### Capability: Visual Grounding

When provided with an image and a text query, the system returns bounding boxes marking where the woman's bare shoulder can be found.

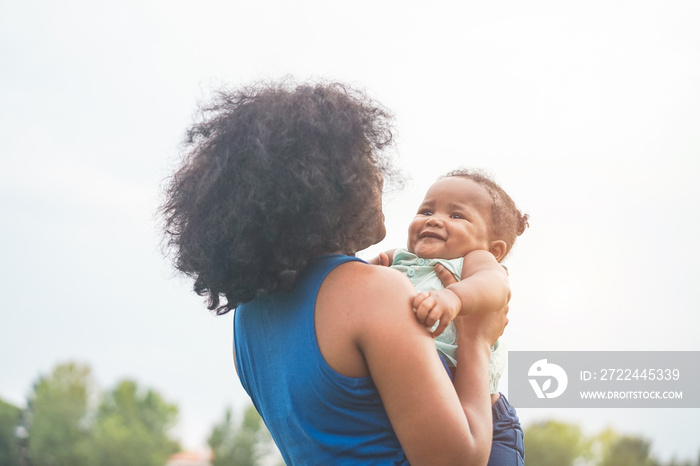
[326,260,417,315]
[321,260,431,346]
[315,260,421,378]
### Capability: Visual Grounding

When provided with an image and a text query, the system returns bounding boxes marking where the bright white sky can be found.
[2,0,699,461]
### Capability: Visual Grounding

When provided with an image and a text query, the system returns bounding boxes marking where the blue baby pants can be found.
[487,394,525,466]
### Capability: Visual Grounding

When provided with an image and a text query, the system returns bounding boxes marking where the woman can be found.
[161,81,509,465]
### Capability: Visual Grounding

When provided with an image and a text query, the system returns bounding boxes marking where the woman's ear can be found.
[489,240,507,262]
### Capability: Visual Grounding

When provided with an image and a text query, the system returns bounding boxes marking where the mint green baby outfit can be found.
[391,248,506,394]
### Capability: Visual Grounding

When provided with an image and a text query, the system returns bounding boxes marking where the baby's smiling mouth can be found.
[419,230,445,240]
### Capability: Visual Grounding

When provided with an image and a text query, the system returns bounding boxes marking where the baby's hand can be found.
[412,288,462,338]
[368,252,391,267]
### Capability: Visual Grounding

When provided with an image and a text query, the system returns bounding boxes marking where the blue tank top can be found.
[234,255,409,465]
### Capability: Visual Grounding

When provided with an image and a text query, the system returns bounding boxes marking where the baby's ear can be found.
[489,240,507,262]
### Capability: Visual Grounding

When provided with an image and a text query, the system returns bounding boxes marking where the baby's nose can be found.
[426,216,442,226]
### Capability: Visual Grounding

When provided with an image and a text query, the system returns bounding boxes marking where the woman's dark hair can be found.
[442,168,529,259]
[160,81,395,314]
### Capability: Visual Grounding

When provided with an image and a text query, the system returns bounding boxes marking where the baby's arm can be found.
[414,250,510,337]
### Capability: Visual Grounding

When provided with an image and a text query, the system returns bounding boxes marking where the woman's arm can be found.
[316,261,506,465]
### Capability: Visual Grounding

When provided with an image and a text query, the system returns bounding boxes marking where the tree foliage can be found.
[26,362,96,466]
[208,405,278,466]
[524,420,699,466]
[22,361,180,466]
[92,379,179,466]
[599,433,660,466]
[15,362,699,466]
[0,397,22,466]
[524,419,589,466]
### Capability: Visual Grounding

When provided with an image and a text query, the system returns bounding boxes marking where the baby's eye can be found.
[419,209,433,216]
[451,213,465,220]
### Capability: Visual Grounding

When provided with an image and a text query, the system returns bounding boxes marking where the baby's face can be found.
[407,177,493,259]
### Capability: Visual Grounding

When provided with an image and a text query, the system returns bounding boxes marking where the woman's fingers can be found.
[435,263,458,287]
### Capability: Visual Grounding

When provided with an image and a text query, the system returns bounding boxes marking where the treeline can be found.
[0,361,279,466]
[2,361,698,465]
[524,419,700,466]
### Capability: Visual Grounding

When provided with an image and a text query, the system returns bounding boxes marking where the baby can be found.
[373,168,528,464]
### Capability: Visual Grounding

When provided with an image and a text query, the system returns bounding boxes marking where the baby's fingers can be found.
[430,318,449,338]
[377,252,391,267]
[412,292,436,326]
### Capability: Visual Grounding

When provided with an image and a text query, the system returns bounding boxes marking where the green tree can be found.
[92,379,179,466]
[25,362,96,466]
[208,405,278,466]
[600,434,659,466]
[524,420,589,466]
[0,397,23,466]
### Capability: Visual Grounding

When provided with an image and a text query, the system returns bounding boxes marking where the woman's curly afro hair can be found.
[442,168,529,259]
[160,81,396,314]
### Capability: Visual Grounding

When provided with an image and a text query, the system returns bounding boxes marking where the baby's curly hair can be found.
[442,169,529,259]
[160,81,396,314]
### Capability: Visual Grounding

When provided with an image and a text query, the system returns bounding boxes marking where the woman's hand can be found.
[435,261,459,287]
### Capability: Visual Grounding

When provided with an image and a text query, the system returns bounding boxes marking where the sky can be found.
[1,0,699,461]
